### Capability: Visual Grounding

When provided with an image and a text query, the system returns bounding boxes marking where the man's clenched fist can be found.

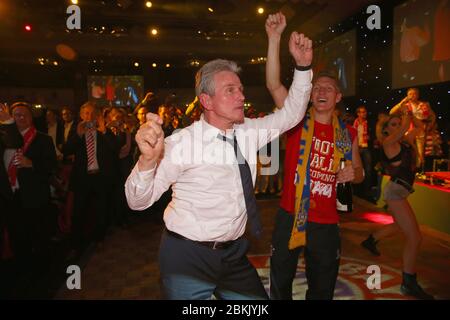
[135,112,165,171]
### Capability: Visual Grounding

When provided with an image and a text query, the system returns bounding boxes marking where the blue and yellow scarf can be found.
[288,109,353,249]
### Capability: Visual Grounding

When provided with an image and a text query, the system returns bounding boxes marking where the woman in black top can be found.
[361,109,434,300]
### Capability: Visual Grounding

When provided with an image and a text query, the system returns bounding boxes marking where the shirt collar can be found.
[20,127,31,136]
[200,114,235,141]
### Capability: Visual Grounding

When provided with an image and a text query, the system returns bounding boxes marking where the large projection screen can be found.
[314,29,356,97]
[87,75,144,110]
[392,0,450,88]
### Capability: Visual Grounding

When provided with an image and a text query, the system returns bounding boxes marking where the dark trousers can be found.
[270,208,341,300]
[71,174,111,251]
[6,191,53,261]
[159,229,268,300]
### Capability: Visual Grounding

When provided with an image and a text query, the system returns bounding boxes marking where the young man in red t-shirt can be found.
[265,13,363,299]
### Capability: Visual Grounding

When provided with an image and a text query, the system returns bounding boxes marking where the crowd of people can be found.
[0,12,445,300]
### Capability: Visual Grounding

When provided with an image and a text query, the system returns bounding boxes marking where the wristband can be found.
[295,64,312,71]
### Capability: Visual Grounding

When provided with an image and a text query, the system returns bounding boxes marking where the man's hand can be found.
[289,32,313,67]
[16,154,33,168]
[77,121,95,137]
[265,12,286,39]
[336,163,355,183]
[135,112,165,171]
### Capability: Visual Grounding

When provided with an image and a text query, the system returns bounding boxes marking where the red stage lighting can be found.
[24,24,32,32]
[361,212,394,225]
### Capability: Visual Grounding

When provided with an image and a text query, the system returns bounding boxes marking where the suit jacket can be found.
[0,122,23,216]
[69,128,121,191]
[16,131,57,209]
[61,120,79,160]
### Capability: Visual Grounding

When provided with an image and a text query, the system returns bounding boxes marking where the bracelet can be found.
[295,64,312,71]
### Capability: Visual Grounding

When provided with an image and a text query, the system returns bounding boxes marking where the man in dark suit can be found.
[7,102,57,261]
[44,109,64,161]
[60,107,78,163]
[0,103,23,259]
[68,102,120,257]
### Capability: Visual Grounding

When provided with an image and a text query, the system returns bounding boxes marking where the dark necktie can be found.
[219,134,262,238]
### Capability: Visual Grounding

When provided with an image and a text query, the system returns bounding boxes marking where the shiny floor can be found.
[54,196,450,300]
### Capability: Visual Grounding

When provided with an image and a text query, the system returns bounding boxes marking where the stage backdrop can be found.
[314,29,356,97]
[392,0,450,88]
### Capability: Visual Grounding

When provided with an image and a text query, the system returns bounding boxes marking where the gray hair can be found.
[195,59,241,97]
[79,101,101,117]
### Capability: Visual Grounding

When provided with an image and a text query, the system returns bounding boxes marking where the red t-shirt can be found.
[307,121,338,224]
[280,120,356,225]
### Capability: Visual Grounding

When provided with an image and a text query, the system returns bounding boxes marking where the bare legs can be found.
[364,198,433,299]
[372,199,421,273]
[384,199,422,274]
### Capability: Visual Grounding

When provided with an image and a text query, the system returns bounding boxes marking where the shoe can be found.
[361,234,380,256]
[401,273,434,300]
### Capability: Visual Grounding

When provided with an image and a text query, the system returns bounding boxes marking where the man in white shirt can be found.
[125,32,313,300]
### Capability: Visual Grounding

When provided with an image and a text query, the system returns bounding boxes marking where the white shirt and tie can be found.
[125,70,312,242]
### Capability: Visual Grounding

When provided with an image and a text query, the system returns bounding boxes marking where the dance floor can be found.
[54,196,450,300]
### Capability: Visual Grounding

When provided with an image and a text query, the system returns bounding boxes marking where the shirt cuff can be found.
[133,162,156,185]
[293,69,313,86]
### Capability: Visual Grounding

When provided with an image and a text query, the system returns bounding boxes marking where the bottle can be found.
[336,158,353,213]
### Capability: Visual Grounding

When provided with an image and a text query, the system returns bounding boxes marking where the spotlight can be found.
[257,7,264,14]
[145,1,152,8]
[24,24,32,32]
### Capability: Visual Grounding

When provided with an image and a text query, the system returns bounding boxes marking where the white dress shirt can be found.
[125,70,312,242]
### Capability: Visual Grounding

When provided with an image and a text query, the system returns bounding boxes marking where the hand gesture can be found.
[265,12,286,39]
[400,96,410,106]
[135,112,165,170]
[14,151,33,168]
[77,120,95,137]
[336,162,355,183]
[289,32,313,67]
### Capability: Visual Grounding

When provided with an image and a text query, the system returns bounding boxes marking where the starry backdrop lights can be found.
[311,1,449,151]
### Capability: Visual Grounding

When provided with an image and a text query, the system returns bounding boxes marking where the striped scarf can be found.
[288,109,352,250]
[7,126,37,188]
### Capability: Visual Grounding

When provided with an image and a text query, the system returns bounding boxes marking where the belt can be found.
[166,229,238,250]
[391,177,415,193]
[87,169,100,175]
